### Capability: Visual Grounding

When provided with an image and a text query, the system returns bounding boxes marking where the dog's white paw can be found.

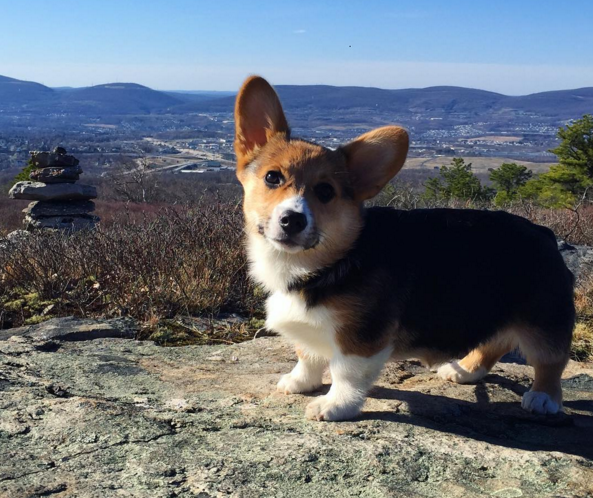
[276,372,322,395]
[521,391,560,415]
[437,361,487,384]
[305,395,361,421]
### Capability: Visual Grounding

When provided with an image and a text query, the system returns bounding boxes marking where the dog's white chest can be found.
[265,291,337,358]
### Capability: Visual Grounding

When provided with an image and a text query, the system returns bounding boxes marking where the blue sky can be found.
[1,0,592,94]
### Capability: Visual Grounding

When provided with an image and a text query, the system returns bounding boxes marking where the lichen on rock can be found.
[0,331,592,497]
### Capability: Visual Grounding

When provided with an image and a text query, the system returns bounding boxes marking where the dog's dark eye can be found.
[314,182,335,203]
[264,171,283,187]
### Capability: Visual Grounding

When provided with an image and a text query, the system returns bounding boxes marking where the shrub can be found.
[489,163,533,206]
[0,196,28,235]
[424,158,494,203]
[0,200,265,330]
[519,115,593,207]
[550,114,593,178]
[518,164,591,208]
[572,272,593,361]
[11,158,36,186]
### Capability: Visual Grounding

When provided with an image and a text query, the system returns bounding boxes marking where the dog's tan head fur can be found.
[234,76,409,289]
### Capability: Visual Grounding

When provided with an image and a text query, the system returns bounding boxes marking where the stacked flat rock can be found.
[9,147,99,232]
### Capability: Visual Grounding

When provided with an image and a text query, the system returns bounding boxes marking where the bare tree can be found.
[109,157,159,203]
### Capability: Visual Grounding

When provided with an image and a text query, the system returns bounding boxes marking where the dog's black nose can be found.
[279,210,307,235]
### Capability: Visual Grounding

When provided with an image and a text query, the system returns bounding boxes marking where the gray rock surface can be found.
[30,165,82,184]
[0,316,137,342]
[558,240,593,281]
[1,333,592,497]
[24,214,100,231]
[24,199,95,217]
[5,229,29,242]
[9,181,97,201]
[30,151,79,168]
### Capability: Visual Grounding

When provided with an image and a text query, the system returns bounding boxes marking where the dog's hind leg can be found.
[521,359,566,414]
[438,333,515,384]
[519,332,569,415]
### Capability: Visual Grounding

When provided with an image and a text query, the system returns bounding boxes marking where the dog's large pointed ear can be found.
[340,126,409,201]
[234,76,289,173]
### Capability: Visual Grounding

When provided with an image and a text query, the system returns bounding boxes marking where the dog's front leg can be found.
[277,347,327,394]
[305,348,391,421]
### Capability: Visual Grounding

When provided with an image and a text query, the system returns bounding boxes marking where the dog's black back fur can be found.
[291,207,575,357]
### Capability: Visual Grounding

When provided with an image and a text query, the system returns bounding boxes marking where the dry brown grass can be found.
[0,196,28,235]
[573,273,593,361]
[0,200,265,331]
[375,181,593,246]
[506,204,593,247]
[2,179,593,359]
[571,323,593,362]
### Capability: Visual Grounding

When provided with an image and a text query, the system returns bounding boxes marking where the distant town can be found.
[2,74,592,184]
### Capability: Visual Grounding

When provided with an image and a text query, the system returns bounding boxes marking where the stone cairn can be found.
[9,147,99,232]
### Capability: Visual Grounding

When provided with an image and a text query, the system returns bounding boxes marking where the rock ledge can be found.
[1,326,592,497]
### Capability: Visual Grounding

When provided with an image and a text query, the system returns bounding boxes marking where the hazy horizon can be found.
[4,72,593,97]
[6,61,593,97]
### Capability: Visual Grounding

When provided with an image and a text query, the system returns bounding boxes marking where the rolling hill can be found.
[173,85,508,114]
[57,83,184,114]
[504,87,593,118]
[0,75,55,106]
[0,74,592,121]
[181,84,593,120]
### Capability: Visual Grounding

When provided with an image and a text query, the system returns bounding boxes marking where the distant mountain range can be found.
[0,75,54,104]
[0,76,185,114]
[185,85,593,120]
[1,74,592,121]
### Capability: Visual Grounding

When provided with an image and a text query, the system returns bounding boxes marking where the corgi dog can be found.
[234,76,575,421]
